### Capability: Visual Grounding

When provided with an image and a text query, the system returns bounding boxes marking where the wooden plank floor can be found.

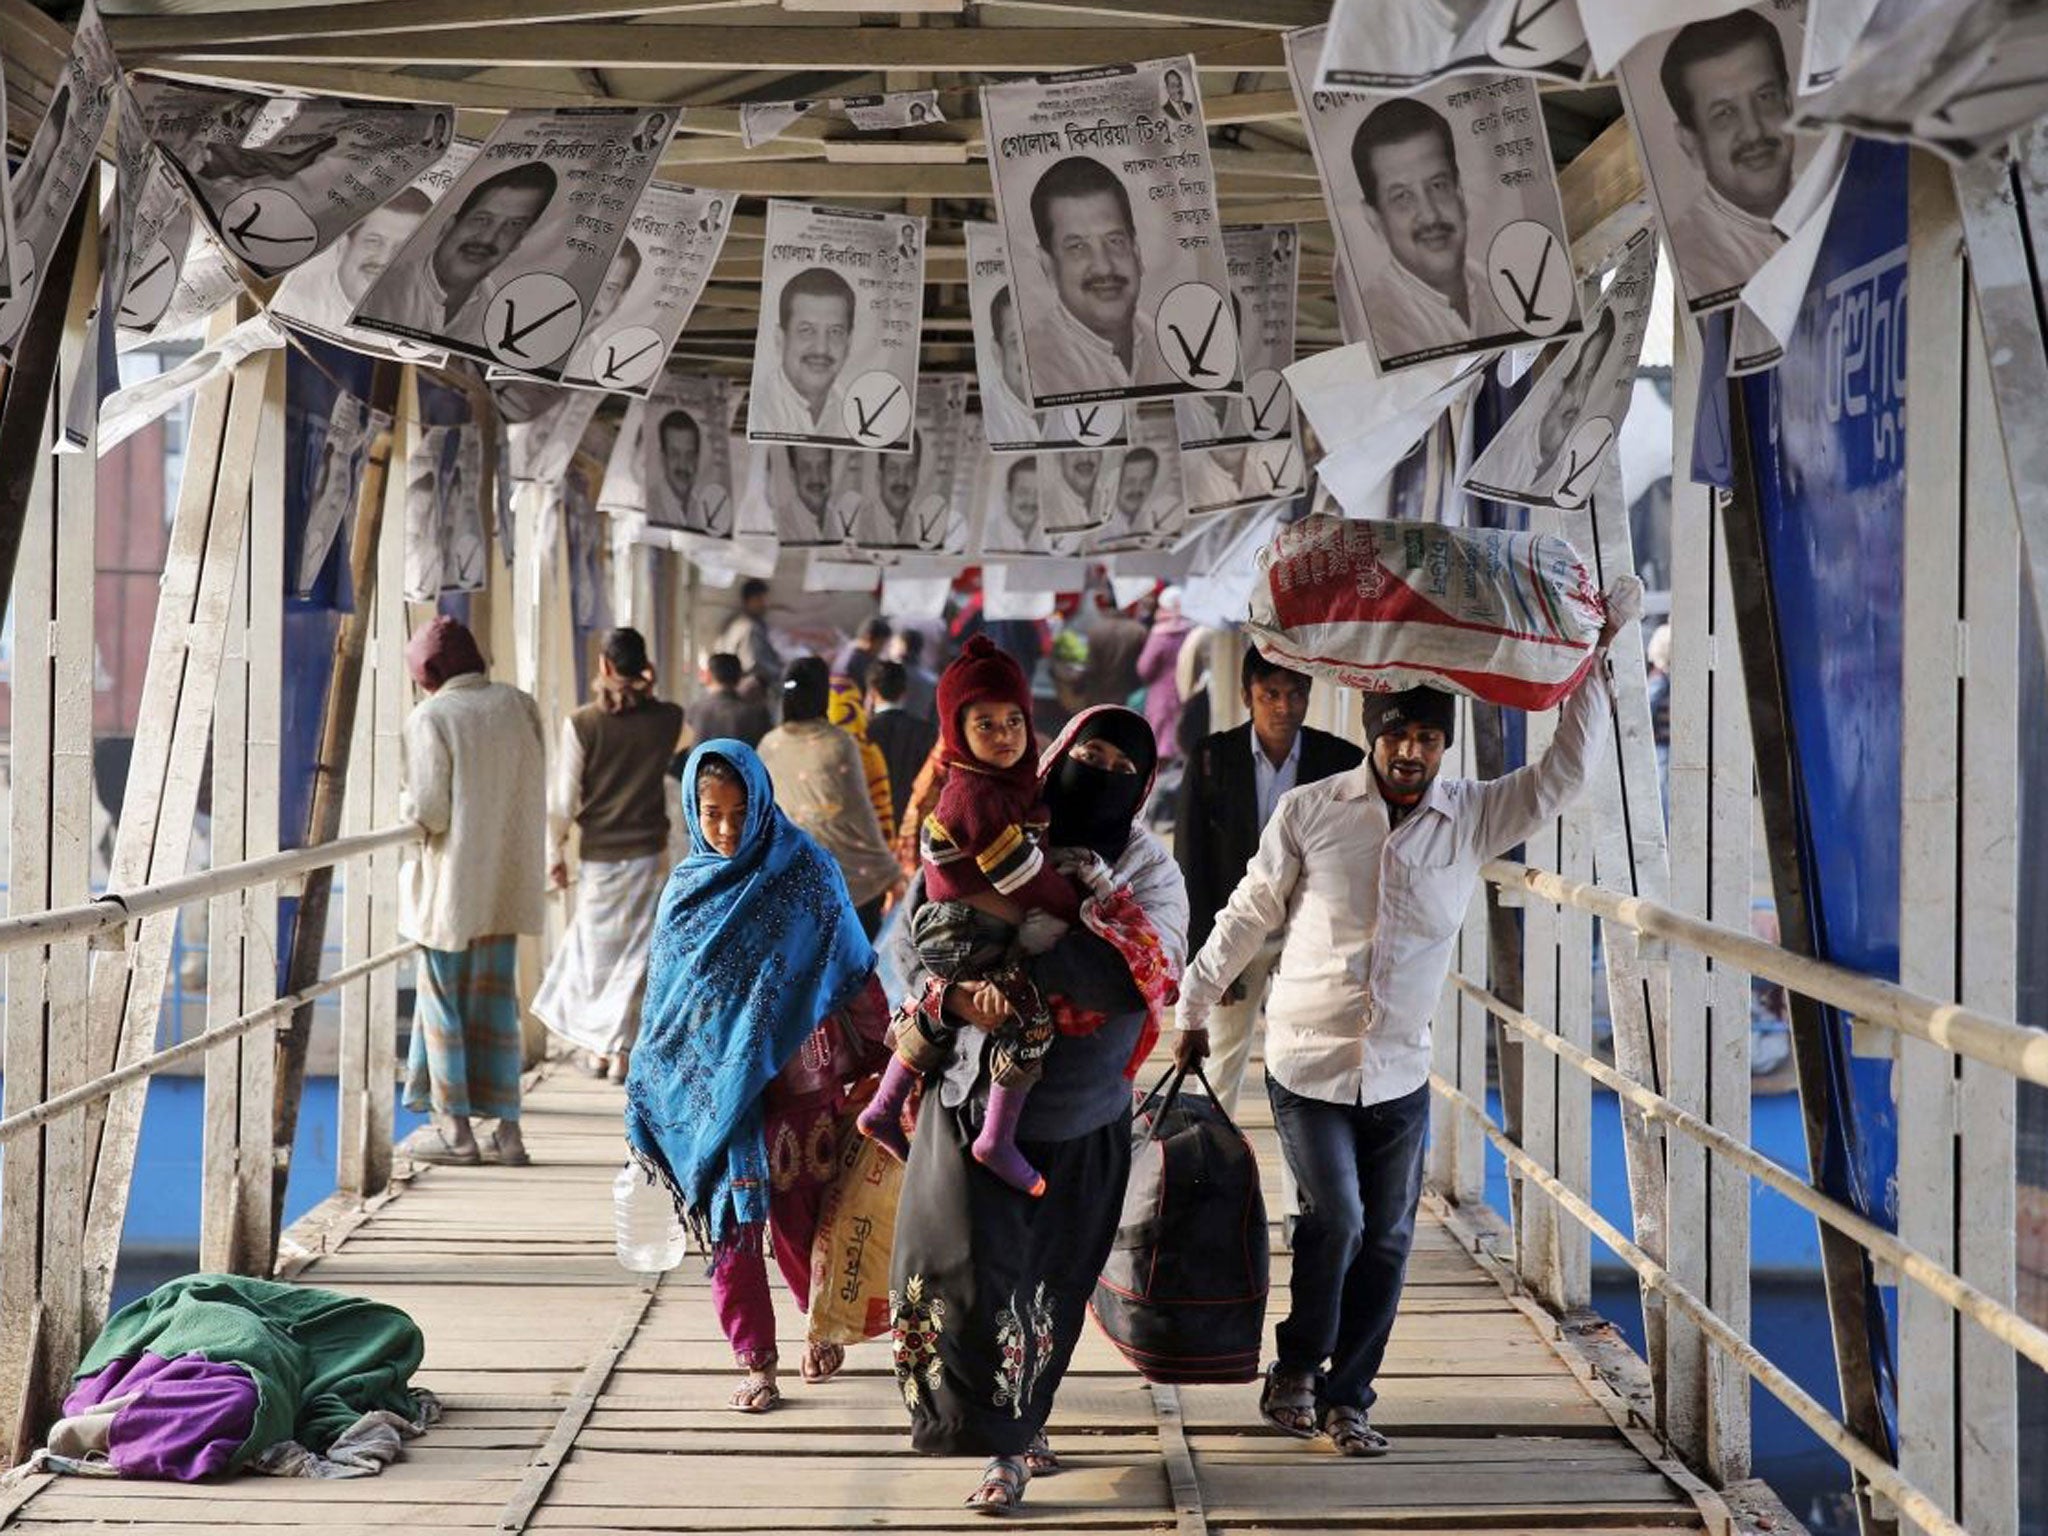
[6,1066,1718,1534]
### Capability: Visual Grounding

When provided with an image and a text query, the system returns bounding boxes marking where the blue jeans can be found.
[1266,1078,1429,1414]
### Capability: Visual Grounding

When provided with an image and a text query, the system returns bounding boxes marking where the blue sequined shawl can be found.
[625,739,875,1248]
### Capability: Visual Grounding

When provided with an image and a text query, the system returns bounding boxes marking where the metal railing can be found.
[1432,859,2042,1536]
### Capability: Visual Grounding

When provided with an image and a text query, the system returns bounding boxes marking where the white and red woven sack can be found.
[1245,516,1605,711]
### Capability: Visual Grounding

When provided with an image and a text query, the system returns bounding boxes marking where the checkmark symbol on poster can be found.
[1498,0,1567,53]
[498,297,578,359]
[1261,440,1298,492]
[1497,233,1557,328]
[1167,301,1226,382]
[129,251,173,290]
[852,381,904,439]
[1248,378,1286,433]
[1074,406,1102,438]
[602,336,661,381]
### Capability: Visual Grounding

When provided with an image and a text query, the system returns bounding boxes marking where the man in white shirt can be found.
[1349,98,1513,361]
[652,407,701,529]
[1040,447,1103,533]
[1026,156,1166,398]
[751,265,857,441]
[1175,582,1637,1455]
[1656,8,1795,304]
[365,161,555,349]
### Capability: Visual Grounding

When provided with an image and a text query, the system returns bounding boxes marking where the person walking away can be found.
[827,673,897,843]
[534,627,684,1083]
[1174,585,1636,1457]
[397,616,547,1168]
[628,741,890,1413]
[1136,586,1192,764]
[686,652,771,749]
[758,657,902,937]
[855,636,1085,1195]
[867,660,937,832]
[833,616,893,695]
[890,627,940,722]
[1175,649,1361,1117]
[716,578,784,702]
[885,705,1187,1512]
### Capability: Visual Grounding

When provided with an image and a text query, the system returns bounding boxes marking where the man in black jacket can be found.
[1175,648,1362,1115]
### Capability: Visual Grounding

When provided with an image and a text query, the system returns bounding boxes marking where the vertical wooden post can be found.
[79,332,276,1341]
[0,192,98,1457]
[1667,316,1755,1481]
[1427,715,1488,1208]
[270,357,402,1257]
[1516,699,1567,1303]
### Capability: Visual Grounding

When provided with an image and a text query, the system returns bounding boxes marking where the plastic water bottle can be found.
[613,1161,686,1273]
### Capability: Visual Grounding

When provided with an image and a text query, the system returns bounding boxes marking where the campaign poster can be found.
[1616,0,1813,314]
[640,372,738,536]
[350,106,677,375]
[0,0,117,359]
[554,182,733,396]
[844,374,969,555]
[981,55,1241,409]
[965,220,1128,453]
[1315,0,1593,91]
[1465,227,1659,509]
[842,91,946,130]
[752,440,864,549]
[1288,26,1583,373]
[747,200,925,451]
[499,379,603,486]
[402,379,487,599]
[293,388,387,598]
[1081,403,1190,554]
[740,100,817,150]
[271,138,479,361]
[975,447,1066,560]
[134,77,453,278]
[1181,425,1309,519]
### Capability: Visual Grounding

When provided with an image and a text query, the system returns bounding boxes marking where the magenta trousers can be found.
[710,1100,839,1368]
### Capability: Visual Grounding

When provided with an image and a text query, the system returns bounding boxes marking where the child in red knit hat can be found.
[855,635,1081,1195]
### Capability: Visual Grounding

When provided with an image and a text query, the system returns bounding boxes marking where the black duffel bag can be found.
[1089,1065,1269,1383]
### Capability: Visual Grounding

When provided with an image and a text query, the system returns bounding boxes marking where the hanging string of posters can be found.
[747,201,925,451]
[349,105,677,377]
[1177,223,1304,519]
[0,0,117,359]
[740,90,945,149]
[1464,226,1660,510]
[843,374,970,556]
[1315,0,1593,90]
[612,370,739,537]
[1075,402,1192,556]
[403,378,488,599]
[965,220,1128,453]
[271,138,479,363]
[132,77,454,279]
[550,182,733,396]
[1614,1,1812,315]
[980,55,1241,409]
[1287,23,1583,375]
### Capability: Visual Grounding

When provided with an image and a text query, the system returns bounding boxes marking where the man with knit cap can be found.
[397,616,548,1167]
[1175,582,1638,1457]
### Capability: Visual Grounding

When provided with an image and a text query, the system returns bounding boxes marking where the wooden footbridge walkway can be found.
[1,1065,1719,1536]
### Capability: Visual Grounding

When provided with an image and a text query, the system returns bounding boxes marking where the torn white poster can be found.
[1616,0,1814,315]
[1315,0,1592,91]
[982,55,1239,407]
[1287,339,1486,513]
[554,182,732,396]
[351,106,676,375]
[842,91,946,130]
[966,219,1129,453]
[1464,226,1659,508]
[747,201,924,451]
[1288,26,1582,373]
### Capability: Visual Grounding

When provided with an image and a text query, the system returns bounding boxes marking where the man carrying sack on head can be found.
[1173,580,1639,1459]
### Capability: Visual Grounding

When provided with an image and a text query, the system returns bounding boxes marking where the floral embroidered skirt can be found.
[888,1097,1131,1457]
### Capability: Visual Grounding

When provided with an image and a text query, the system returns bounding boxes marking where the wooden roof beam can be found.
[105,0,769,51]
[975,0,1323,28]
[129,22,1287,72]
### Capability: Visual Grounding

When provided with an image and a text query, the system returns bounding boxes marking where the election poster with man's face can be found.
[965,220,1129,454]
[551,182,733,397]
[982,55,1241,411]
[747,201,925,452]
[133,78,454,279]
[350,106,676,375]
[1464,227,1659,510]
[1616,0,1811,315]
[0,0,118,359]
[1288,25,1583,375]
[1080,403,1189,555]
[1315,0,1593,92]
[845,375,969,556]
[640,373,738,538]
[270,138,477,363]
[747,439,865,549]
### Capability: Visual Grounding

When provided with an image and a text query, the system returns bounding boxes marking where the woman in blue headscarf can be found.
[627,740,889,1413]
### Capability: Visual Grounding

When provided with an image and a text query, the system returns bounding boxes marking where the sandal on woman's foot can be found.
[1258,1363,1321,1439]
[728,1373,781,1414]
[1323,1405,1391,1457]
[965,1455,1029,1515]
[1024,1430,1059,1475]
[800,1340,844,1383]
